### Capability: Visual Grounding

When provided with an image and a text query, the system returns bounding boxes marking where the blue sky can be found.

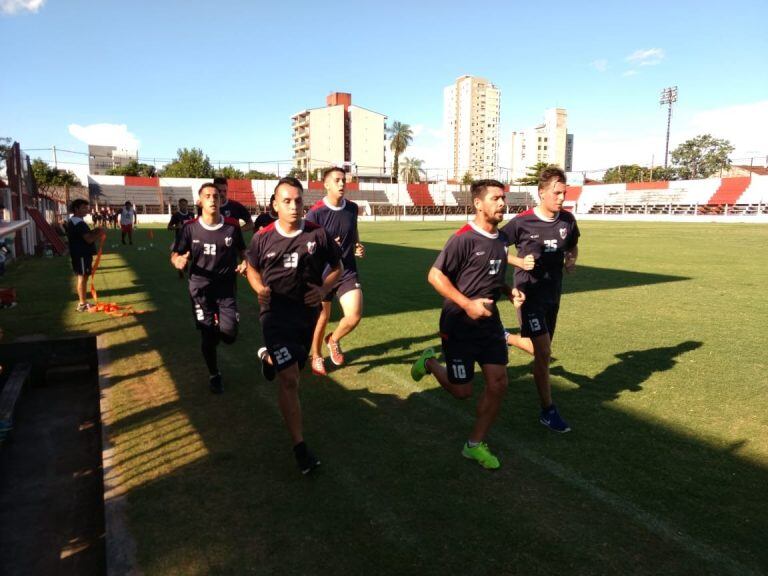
[2,0,766,178]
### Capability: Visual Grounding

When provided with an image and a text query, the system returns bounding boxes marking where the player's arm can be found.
[354,228,365,258]
[82,226,105,244]
[500,284,526,309]
[564,244,578,273]
[305,262,342,306]
[240,217,254,233]
[245,262,271,305]
[235,249,247,275]
[167,215,177,231]
[170,227,190,270]
[507,251,535,271]
[170,250,189,270]
[427,266,492,320]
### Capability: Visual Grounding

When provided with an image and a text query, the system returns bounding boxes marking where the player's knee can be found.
[345,312,362,328]
[533,341,552,360]
[486,375,508,396]
[219,324,238,345]
[278,372,299,391]
[451,385,473,400]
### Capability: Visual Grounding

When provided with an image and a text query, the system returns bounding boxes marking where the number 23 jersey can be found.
[246,220,341,312]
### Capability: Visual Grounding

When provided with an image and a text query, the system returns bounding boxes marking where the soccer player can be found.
[211,176,254,233]
[66,199,105,312]
[305,166,365,376]
[253,193,277,231]
[168,198,195,278]
[119,201,137,245]
[171,183,247,394]
[411,180,525,470]
[501,166,579,433]
[246,177,342,475]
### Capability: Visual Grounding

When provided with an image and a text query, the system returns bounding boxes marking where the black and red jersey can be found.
[501,208,580,303]
[246,220,342,312]
[433,222,509,333]
[305,198,359,273]
[174,216,246,282]
[168,210,194,240]
[197,199,252,227]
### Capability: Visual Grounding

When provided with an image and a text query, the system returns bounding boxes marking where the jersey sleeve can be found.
[305,208,318,225]
[500,219,518,246]
[237,204,253,226]
[245,233,261,269]
[433,234,464,278]
[174,223,191,254]
[319,229,342,268]
[569,219,581,249]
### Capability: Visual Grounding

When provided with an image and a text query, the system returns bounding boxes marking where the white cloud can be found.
[0,0,44,14]
[410,124,425,137]
[571,100,768,173]
[591,59,608,72]
[625,48,665,66]
[68,123,140,151]
[622,70,638,77]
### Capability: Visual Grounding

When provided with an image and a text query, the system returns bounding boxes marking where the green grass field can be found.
[2,221,767,575]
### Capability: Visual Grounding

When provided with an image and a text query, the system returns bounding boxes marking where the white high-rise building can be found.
[444,75,501,181]
[510,108,573,181]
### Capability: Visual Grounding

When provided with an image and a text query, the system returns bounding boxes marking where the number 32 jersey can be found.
[246,220,341,312]
[174,216,246,282]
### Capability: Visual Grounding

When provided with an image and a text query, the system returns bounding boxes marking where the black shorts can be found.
[519,299,560,339]
[440,319,508,385]
[188,278,239,338]
[261,301,320,373]
[323,270,362,302]
[71,255,93,276]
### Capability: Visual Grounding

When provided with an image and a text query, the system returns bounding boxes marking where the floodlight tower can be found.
[660,86,678,169]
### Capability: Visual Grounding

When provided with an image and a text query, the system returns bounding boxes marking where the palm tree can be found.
[387,121,413,183]
[399,157,425,184]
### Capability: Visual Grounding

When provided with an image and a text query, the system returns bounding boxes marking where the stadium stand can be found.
[406,183,435,206]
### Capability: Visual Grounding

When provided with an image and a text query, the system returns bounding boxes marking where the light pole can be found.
[660,86,678,169]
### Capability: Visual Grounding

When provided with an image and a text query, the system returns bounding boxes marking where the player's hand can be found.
[334,236,342,247]
[510,287,525,309]
[354,242,365,258]
[256,285,271,306]
[464,298,494,320]
[522,254,535,271]
[173,252,189,270]
[564,252,577,273]
[235,261,247,276]
[304,283,325,306]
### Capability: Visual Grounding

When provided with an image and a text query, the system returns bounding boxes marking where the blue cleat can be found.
[540,404,571,433]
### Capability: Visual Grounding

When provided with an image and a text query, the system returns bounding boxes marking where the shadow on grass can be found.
[8,228,764,575]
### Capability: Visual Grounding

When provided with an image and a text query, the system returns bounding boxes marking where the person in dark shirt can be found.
[501,166,580,433]
[246,177,342,475]
[305,167,365,375]
[172,183,247,394]
[253,193,277,231]
[203,177,254,233]
[66,199,105,312]
[411,180,524,470]
[168,198,195,278]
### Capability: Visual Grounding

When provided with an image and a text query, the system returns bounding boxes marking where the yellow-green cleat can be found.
[461,442,500,470]
[411,348,435,381]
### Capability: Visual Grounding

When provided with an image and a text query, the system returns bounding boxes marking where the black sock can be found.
[201,330,219,375]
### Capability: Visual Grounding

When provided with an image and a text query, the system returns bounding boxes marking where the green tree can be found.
[603,164,677,183]
[214,165,245,179]
[160,148,214,178]
[31,158,81,194]
[106,159,157,177]
[517,162,555,186]
[286,167,307,180]
[670,134,734,179]
[461,171,474,186]
[387,121,413,183]
[244,169,278,180]
[0,137,12,171]
[399,157,424,184]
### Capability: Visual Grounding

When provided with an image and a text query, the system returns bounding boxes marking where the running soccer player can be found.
[168,198,195,278]
[212,176,254,233]
[305,166,365,376]
[501,166,579,433]
[253,193,277,231]
[246,176,342,475]
[411,179,525,470]
[119,201,137,245]
[171,183,247,394]
[67,199,105,312]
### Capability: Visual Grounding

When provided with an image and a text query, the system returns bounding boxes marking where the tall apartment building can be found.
[510,108,573,180]
[443,75,501,181]
[291,92,387,178]
[88,145,137,175]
